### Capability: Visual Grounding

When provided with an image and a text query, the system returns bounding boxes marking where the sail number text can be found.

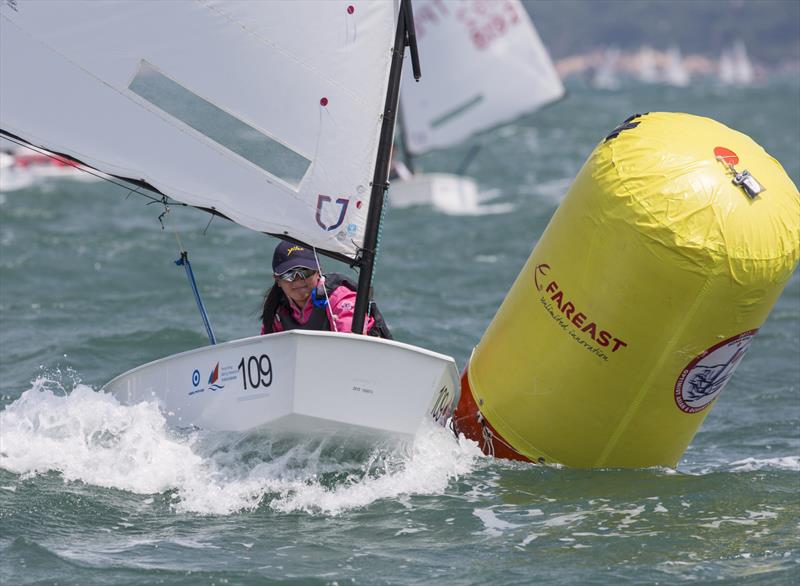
[237,354,273,390]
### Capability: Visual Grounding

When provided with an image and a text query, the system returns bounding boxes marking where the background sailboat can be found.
[718,40,755,86]
[591,47,621,90]
[391,0,564,212]
[0,0,459,437]
[662,45,690,87]
[634,46,660,84]
[0,139,103,192]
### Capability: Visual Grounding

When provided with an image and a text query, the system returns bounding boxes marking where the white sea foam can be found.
[729,456,800,472]
[0,382,483,516]
[520,176,572,203]
[473,507,523,536]
[269,422,484,515]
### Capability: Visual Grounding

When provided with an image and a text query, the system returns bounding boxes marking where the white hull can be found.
[389,172,480,212]
[0,149,102,192]
[0,167,35,192]
[105,330,460,440]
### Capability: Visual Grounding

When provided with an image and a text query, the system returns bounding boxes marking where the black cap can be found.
[272,241,318,275]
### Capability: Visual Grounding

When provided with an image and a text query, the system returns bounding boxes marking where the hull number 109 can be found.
[238,354,273,390]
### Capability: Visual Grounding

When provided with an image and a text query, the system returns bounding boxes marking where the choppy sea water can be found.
[1,80,798,585]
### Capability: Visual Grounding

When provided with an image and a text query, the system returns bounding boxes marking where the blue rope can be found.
[175,251,216,345]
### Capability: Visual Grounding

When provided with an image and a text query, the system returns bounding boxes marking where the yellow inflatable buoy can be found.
[454,112,800,468]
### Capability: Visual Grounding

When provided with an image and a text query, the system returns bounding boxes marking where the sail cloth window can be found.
[129,61,311,188]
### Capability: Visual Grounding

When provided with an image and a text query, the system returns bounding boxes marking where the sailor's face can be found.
[276,270,320,307]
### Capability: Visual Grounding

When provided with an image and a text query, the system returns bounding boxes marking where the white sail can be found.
[731,40,755,85]
[635,46,660,84]
[718,49,736,84]
[718,41,754,86]
[591,47,621,91]
[662,45,690,87]
[399,0,564,155]
[0,0,399,259]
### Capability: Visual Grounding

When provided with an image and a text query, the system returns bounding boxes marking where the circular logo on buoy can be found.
[534,263,550,291]
[674,330,757,413]
[713,146,739,166]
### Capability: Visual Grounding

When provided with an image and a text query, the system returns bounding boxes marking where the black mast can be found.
[352,0,420,335]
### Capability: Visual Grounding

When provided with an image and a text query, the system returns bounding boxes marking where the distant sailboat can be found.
[718,49,736,85]
[662,45,690,87]
[732,42,755,84]
[391,0,564,212]
[591,47,621,91]
[718,41,755,86]
[635,46,660,84]
[0,149,35,192]
[0,139,101,192]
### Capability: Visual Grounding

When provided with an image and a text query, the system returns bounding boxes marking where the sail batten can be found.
[399,0,564,156]
[0,0,400,260]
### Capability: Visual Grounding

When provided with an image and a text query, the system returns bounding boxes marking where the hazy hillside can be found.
[523,0,799,65]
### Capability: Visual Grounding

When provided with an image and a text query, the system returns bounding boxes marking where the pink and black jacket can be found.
[261,273,392,339]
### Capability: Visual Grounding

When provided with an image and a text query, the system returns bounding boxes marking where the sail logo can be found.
[455,0,522,50]
[207,362,225,391]
[674,330,757,413]
[316,195,349,231]
[188,362,227,396]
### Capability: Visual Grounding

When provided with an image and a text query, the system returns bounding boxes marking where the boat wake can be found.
[0,379,484,516]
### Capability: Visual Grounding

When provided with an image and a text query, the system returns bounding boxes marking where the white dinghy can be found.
[105,331,458,438]
[392,0,564,212]
[1,0,459,438]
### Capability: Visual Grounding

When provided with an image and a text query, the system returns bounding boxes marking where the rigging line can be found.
[202,214,215,236]
[160,202,187,254]
[312,247,338,332]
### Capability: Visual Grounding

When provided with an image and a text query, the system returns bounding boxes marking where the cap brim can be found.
[274,260,317,275]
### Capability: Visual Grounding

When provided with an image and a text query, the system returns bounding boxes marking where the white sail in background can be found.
[635,46,660,84]
[718,49,736,84]
[718,41,754,86]
[399,0,564,155]
[591,47,621,91]
[0,0,399,259]
[663,45,690,87]
[731,40,755,85]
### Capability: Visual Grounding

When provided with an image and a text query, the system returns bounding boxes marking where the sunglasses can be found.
[276,268,317,282]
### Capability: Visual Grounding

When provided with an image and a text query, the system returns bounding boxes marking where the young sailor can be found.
[260,240,391,338]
